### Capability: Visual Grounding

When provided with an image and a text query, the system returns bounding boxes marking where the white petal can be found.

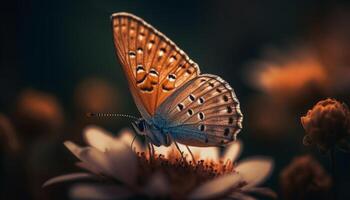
[42,173,97,188]
[189,173,242,200]
[104,144,138,185]
[83,125,115,152]
[222,140,242,163]
[230,192,257,200]
[77,146,116,175]
[143,172,170,197]
[235,157,274,189]
[64,141,81,155]
[84,127,139,185]
[66,141,137,185]
[118,129,135,144]
[69,184,132,200]
[64,141,88,160]
[242,187,277,199]
[186,146,220,162]
[76,162,101,174]
[64,141,106,174]
[154,145,172,156]
[118,128,144,152]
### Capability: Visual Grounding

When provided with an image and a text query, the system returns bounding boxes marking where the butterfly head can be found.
[131,119,147,136]
[132,118,168,147]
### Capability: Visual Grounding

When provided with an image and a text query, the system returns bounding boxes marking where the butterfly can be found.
[111,12,243,148]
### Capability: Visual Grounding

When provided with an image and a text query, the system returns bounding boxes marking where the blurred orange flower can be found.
[74,78,119,114]
[249,47,327,100]
[14,89,64,137]
[280,155,332,200]
[301,98,350,153]
[0,114,20,154]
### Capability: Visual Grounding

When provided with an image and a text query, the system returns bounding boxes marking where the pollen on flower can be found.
[135,150,236,198]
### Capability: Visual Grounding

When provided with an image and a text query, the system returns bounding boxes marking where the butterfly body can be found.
[112,13,243,147]
[133,110,208,147]
[132,118,171,147]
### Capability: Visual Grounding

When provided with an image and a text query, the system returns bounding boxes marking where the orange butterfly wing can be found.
[111,13,200,118]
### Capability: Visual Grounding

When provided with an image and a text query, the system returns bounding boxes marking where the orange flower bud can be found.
[301,98,350,153]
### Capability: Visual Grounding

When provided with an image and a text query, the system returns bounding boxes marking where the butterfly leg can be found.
[130,135,137,152]
[185,145,196,164]
[145,137,154,161]
[150,143,155,158]
[173,141,186,162]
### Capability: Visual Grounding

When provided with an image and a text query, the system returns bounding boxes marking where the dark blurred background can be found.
[1,0,350,199]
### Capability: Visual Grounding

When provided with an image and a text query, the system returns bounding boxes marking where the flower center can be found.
[135,151,236,198]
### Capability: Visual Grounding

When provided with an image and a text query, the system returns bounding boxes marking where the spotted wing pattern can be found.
[156,75,243,146]
[111,13,199,119]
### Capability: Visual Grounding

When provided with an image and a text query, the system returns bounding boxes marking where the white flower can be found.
[44,126,275,200]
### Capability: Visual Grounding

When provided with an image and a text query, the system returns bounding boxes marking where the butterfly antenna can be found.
[86,112,139,121]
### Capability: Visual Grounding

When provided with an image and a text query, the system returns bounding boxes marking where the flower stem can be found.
[330,147,337,200]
